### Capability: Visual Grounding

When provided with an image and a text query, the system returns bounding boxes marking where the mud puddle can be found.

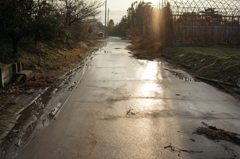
[0,87,55,158]
[0,44,100,159]
[0,66,84,158]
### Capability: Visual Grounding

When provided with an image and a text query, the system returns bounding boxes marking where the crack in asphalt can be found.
[220,143,239,158]
[85,120,98,158]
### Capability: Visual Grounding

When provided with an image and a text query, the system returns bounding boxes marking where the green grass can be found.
[226,55,240,61]
[213,58,224,65]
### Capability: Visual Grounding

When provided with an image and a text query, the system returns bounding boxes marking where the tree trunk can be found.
[9,32,20,55]
[12,39,18,55]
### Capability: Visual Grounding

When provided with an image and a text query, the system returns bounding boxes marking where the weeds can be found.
[226,55,240,61]
[213,58,223,65]
[128,36,163,60]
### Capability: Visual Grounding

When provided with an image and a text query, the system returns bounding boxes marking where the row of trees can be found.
[0,0,103,55]
[109,0,239,44]
[108,1,173,45]
[108,1,153,37]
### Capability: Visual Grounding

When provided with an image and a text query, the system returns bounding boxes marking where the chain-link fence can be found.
[161,0,240,44]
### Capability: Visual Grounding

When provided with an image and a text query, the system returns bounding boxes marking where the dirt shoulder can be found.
[0,38,104,154]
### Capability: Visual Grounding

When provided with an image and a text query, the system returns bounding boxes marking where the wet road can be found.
[15,37,240,159]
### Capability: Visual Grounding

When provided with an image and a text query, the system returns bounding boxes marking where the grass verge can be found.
[162,46,240,83]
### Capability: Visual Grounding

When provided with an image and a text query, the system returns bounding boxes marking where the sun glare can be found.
[136,61,163,98]
[140,61,158,80]
[152,8,161,35]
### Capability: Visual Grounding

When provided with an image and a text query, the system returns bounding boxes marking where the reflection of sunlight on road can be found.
[137,61,163,107]
[134,98,166,111]
[140,82,162,97]
[134,118,152,152]
[140,61,160,80]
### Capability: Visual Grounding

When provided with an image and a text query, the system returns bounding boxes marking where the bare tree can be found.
[57,0,103,27]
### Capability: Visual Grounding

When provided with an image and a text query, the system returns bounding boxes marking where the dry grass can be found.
[19,39,102,77]
[128,36,163,60]
[162,45,240,83]
[165,46,240,60]
[194,127,240,145]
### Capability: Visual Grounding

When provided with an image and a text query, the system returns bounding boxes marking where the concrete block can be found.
[0,67,4,88]
[17,62,22,72]
[4,65,14,84]
[0,62,24,87]
[16,70,33,81]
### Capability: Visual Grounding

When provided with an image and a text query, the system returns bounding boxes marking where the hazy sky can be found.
[98,0,160,24]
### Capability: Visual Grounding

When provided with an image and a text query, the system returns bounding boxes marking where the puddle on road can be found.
[0,43,102,158]
[17,87,54,128]
[1,71,80,150]
[164,68,197,82]
[60,65,83,86]
[0,87,55,158]
[0,47,95,158]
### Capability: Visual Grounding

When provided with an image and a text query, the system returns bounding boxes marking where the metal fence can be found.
[162,0,240,43]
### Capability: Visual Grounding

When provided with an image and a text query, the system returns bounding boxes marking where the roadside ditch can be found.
[161,47,240,99]
[0,46,101,159]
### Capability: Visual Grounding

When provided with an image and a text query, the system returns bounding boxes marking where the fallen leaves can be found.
[22,75,56,88]
[0,75,57,95]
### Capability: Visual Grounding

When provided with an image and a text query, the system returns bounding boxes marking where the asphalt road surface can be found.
[15,37,240,159]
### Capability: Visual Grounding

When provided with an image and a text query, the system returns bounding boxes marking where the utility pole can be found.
[107,8,109,37]
[108,9,110,25]
[105,0,107,38]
